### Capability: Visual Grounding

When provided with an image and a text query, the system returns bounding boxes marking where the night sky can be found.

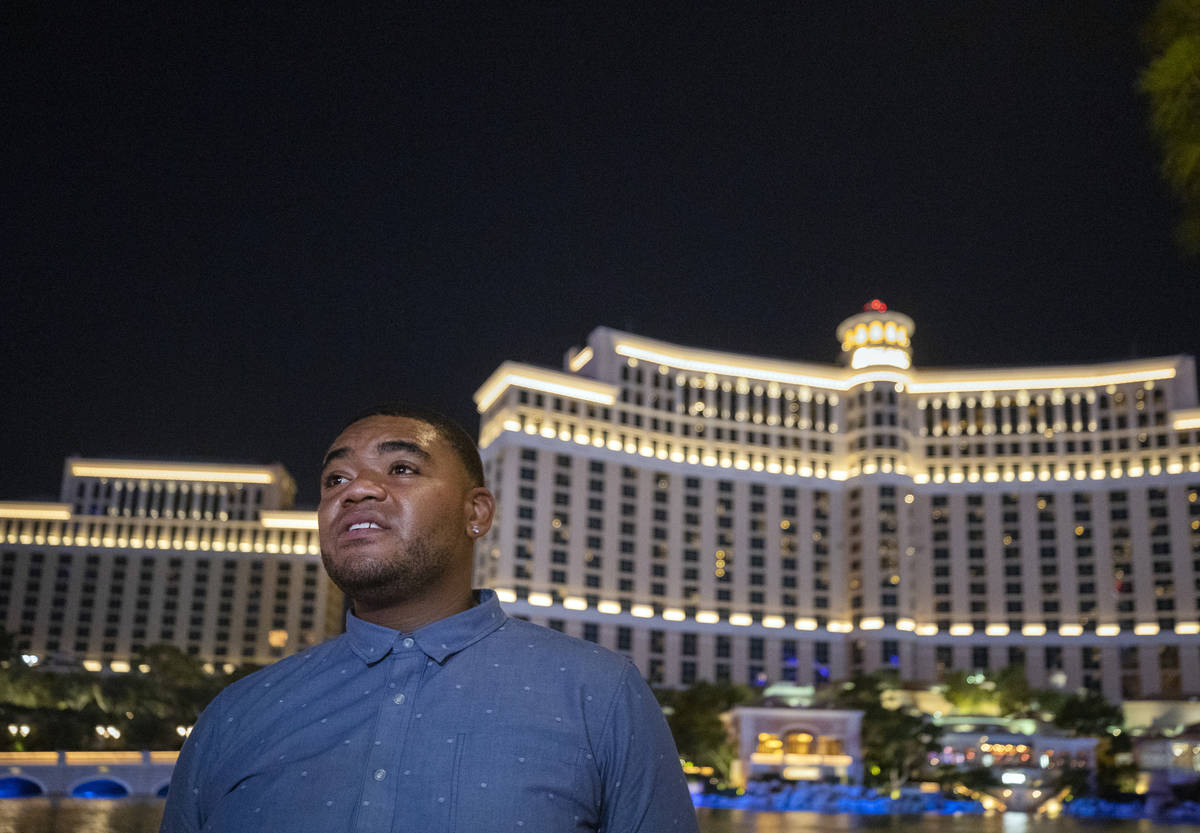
[4,3,1196,507]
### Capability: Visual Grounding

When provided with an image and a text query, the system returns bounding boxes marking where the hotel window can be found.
[617,627,632,651]
[935,646,953,673]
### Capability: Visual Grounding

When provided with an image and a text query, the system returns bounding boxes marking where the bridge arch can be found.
[70,776,132,798]
[0,775,46,797]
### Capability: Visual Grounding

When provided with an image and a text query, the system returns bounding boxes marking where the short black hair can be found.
[336,403,485,488]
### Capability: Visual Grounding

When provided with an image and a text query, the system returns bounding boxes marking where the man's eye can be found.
[322,474,347,489]
[390,462,416,475]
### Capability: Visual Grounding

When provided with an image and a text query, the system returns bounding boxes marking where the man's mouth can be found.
[348,522,382,531]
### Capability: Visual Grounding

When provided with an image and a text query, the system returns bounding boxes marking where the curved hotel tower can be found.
[473,302,1200,701]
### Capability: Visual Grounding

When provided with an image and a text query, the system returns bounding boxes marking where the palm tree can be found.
[1142,0,1200,253]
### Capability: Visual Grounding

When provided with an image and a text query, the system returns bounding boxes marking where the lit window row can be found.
[490,412,846,478]
[0,516,320,556]
[490,590,1200,637]
[914,458,1200,484]
[489,412,1200,483]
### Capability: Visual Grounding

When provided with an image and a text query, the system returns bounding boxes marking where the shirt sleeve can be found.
[159,696,222,833]
[595,663,700,833]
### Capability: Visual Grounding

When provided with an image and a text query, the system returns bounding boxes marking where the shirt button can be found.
[402,638,414,648]
[374,769,387,781]
[393,693,406,705]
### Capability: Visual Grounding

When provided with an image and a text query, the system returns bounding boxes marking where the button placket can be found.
[354,649,421,833]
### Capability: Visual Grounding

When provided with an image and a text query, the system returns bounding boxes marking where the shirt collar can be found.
[344,589,508,665]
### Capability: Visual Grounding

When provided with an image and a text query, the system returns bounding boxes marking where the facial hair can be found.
[321,533,451,609]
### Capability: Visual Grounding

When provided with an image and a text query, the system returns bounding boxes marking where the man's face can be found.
[317,415,488,608]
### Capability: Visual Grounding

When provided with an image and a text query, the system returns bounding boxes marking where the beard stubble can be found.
[321,533,451,608]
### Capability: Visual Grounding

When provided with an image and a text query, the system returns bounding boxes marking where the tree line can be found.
[657,666,1133,798]
[1,626,1134,802]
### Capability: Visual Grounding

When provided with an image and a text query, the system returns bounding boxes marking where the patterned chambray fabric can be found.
[160,590,699,833]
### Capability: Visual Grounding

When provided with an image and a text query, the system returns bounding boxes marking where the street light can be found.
[7,724,30,738]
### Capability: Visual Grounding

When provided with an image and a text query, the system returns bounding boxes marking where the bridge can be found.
[0,751,176,798]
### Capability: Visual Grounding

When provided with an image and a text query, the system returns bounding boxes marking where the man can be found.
[161,404,700,832]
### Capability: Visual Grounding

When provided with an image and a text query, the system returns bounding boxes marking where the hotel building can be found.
[0,459,341,672]
[473,302,1200,701]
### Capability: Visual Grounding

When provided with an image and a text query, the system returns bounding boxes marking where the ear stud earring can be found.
[470,524,481,535]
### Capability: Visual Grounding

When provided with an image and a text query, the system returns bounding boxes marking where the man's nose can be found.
[342,471,388,501]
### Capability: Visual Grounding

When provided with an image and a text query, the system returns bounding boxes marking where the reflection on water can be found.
[3,801,1200,833]
[0,797,164,833]
[694,809,1200,833]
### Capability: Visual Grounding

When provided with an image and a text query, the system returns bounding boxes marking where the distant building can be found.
[1124,699,1200,734]
[723,706,863,786]
[1133,725,1200,789]
[0,459,340,671]
[1124,700,1200,790]
[930,715,1098,810]
[472,301,1200,698]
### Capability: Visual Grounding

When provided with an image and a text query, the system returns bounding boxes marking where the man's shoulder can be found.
[493,616,634,679]
[207,634,346,709]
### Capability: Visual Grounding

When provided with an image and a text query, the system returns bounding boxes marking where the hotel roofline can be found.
[582,326,1192,397]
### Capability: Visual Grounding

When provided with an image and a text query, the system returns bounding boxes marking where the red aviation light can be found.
[864,299,888,312]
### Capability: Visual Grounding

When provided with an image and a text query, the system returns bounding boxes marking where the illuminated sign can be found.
[0,502,72,520]
[475,362,617,411]
[259,511,318,530]
[70,462,276,484]
[568,346,594,372]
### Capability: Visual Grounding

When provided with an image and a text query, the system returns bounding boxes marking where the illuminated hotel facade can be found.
[473,302,1200,701]
[0,460,341,672]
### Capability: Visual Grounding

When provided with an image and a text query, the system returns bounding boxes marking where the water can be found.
[0,798,164,833]
[694,809,1200,833]
[3,801,1200,833]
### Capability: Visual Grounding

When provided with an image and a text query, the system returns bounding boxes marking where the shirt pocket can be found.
[453,737,590,833]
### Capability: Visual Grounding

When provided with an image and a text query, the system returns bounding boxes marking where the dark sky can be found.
[3,2,1195,507]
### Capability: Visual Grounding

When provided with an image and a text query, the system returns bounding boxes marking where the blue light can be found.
[71,779,129,799]
[0,776,43,798]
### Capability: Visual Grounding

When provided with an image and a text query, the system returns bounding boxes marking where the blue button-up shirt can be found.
[161,591,699,832]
